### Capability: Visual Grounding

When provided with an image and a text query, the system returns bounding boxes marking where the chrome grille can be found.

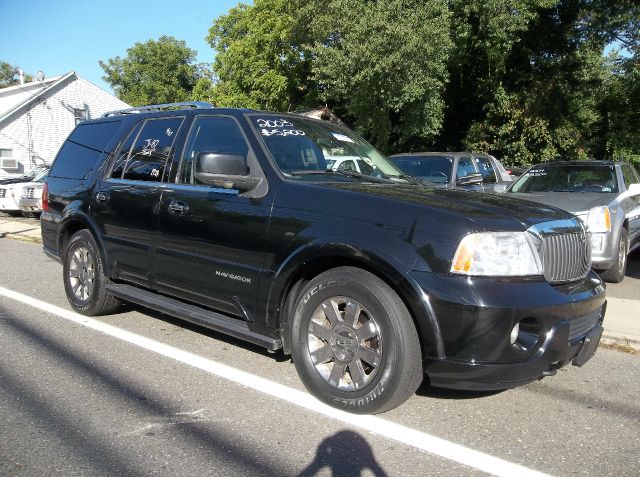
[22,187,35,199]
[0,188,5,198]
[569,307,602,342]
[528,219,591,284]
[540,231,591,283]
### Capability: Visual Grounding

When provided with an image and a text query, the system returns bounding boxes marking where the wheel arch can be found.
[272,246,444,360]
[58,213,110,276]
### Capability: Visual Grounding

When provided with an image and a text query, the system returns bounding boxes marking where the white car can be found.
[0,168,48,216]
[325,156,376,175]
[19,183,44,216]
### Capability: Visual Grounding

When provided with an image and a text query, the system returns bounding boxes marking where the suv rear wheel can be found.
[63,230,121,315]
[290,267,422,414]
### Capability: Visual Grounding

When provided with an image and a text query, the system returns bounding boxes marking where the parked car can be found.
[494,160,640,283]
[19,183,44,217]
[387,152,512,191]
[0,167,49,216]
[505,166,528,179]
[0,165,49,185]
[325,156,376,175]
[42,102,605,414]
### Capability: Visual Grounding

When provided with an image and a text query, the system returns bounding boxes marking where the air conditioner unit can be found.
[0,158,18,169]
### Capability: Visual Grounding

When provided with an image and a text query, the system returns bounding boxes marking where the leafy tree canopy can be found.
[99,36,200,106]
[204,0,313,111]
[301,0,452,153]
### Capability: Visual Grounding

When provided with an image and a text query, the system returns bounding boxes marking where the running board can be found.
[106,283,281,351]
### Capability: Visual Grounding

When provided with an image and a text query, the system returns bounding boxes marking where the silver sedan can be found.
[495,160,640,283]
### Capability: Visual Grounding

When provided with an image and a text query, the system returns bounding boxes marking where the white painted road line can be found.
[0,286,550,477]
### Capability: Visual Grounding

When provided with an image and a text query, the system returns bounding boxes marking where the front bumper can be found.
[411,270,606,391]
[590,231,616,269]
[19,197,42,213]
[0,197,20,211]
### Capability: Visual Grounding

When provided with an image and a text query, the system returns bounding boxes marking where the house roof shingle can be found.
[0,72,75,123]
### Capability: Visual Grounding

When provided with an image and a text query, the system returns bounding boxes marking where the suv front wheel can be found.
[290,267,422,414]
[63,230,121,315]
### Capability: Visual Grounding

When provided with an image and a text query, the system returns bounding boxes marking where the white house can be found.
[0,72,129,178]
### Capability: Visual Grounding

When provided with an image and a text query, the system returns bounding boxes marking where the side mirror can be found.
[457,173,484,186]
[628,183,640,194]
[493,183,509,193]
[194,152,260,192]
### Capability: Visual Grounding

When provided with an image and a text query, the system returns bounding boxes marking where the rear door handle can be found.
[95,192,109,203]
[168,200,189,215]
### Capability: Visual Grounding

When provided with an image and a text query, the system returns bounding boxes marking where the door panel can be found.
[155,115,273,320]
[91,117,185,285]
[156,185,272,317]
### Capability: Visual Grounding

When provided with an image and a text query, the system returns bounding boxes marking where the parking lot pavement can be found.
[1,238,639,477]
[0,214,41,243]
[1,212,639,350]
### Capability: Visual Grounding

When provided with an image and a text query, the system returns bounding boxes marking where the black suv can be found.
[42,102,606,414]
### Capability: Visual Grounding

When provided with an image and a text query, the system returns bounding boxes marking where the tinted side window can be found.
[121,117,184,182]
[456,157,476,179]
[179,116,249,185]
[474,157,497,183]
[622,165,640,188]
[68,120,121,151]
[110,122,143,179]
[338,159,357,172]
[49,121,121,179]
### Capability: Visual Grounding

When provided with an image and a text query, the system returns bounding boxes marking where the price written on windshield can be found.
[261,129,306,137]
[256,118,306,137]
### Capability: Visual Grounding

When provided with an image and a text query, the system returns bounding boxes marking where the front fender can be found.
[265,237,444,359]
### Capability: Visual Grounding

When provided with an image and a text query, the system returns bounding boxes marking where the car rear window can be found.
[49,120,121,179]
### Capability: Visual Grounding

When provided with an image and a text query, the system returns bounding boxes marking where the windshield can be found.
[511,164,618,193]
[249,114,406,181]
[389,155,452,183]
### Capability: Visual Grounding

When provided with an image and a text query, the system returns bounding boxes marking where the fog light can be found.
[510,322,520,345]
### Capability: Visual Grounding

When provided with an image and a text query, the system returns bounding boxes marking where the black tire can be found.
[63,230,121,315]
[290,267,422,414]
[599,228,628,283]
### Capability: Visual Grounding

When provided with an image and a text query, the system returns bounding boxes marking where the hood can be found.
[507,191,616,214]
[0,176,32,185]
[324,182,571,231]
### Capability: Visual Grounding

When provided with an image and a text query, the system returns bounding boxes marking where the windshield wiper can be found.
[289,170,392,184]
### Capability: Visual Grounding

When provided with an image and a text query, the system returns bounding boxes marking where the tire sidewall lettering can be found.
[293,277,399,409]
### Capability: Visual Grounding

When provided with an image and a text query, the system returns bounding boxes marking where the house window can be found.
[0,149,17,169]
[74,108,89,125]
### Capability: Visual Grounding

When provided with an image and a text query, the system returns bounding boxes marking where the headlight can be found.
[451,232,542,277]
[587,206,611,233]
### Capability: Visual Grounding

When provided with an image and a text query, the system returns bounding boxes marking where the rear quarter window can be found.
[49,120,121,179]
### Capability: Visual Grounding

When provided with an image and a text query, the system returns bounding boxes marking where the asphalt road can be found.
[1,239,639,477]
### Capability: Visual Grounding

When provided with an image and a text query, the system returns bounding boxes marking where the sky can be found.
[1,0,244,94]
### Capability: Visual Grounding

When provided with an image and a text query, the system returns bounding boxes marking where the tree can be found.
[440,0,558,151]
[206,0,314,111]
[301,0,452,153]
[99,36,200,106]
[0,61,32,88]
[452,0,640,165]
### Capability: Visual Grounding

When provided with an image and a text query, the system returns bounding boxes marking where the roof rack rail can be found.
[102,101,214,117]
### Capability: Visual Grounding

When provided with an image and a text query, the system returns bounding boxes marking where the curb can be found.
[2,233,42,244]
[601,332,640,353]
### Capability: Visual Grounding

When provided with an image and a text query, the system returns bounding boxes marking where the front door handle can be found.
[168,200,189,215]
[95,191,109,203]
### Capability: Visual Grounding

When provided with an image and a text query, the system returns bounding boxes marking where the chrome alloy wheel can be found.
[68,246,96,302]
[307,296,383,391]
[617,233,628,272]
